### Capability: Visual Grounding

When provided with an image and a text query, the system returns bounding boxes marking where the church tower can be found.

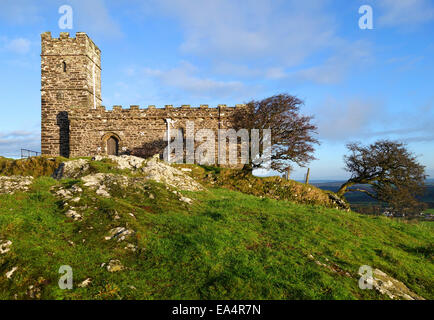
[41,31,101,157]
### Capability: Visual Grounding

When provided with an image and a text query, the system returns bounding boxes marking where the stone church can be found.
[41,32,244,159]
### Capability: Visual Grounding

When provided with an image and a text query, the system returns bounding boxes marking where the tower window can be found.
[62,61,67,72]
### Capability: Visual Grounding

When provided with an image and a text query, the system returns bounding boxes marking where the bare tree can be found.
[337,140,427,215]
[234,94,319,172]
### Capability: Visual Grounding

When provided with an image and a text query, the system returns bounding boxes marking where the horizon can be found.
[1,0,433,180]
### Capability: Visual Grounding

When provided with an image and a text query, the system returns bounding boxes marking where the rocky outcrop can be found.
[369,269,425,300]
[81,173,128,198]
[93,155,145,170]
[0,176,33,194]
[140,155,203,191]
[54,155,203,192]
[61,159,90,179]
[327,192,350,211]
[65,209,82,221]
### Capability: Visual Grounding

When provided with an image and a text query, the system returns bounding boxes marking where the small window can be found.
[62,61,67,72]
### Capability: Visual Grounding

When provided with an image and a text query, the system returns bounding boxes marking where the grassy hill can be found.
[0,156,432,300]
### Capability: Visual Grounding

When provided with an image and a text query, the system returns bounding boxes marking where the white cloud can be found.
[378,0,434,27]
[312,97,382,142]
[143,0,374,85]
[4,38,31,54]
[143,61,246,98]
[0,0,42,25]
[291,40,373,85]
[311,96,434,144]
[0,0,122,38]
[0,130,40,158]
[150,0,338,66]
[72,0,122,38]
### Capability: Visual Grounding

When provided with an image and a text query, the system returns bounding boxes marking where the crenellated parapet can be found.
[41,31,101,66]
[41,32,103,157]
[41,30,247,160]
[69,104,246,120]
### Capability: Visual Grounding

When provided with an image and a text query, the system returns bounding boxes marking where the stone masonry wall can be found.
[69,104,245,165]
[41,32,101,157]
[41,32,247,166]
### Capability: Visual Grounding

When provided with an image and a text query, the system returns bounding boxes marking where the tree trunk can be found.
[337,180,356,197]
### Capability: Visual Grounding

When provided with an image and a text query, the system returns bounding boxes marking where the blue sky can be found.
[0,0,433,180]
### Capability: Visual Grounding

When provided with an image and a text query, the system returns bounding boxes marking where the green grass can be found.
[0,176,432,300]
[0,156,66,177]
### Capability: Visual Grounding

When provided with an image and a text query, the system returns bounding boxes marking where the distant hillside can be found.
[313,181,434,210]
[0,156,432,300]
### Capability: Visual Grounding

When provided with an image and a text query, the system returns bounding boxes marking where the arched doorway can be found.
[107,136,119,156]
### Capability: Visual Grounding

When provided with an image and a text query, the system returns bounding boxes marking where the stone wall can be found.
[41,32,101,157]
[69,104,245,164]
[41,32,247,166]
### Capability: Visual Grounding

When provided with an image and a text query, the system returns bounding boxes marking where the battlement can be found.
[41,32,101,69]
[69,104,245,120]
[72,104,245,112]
[41,30,245,159]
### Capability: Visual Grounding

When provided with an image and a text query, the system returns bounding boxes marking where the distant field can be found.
[314,183,434,209]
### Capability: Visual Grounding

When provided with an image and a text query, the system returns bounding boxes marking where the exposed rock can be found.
[61,159,90,178]
[56,188,72,199]
[96,186,111,198]
[0,176,33,194]
[140,155,203,191]
[6,266,18,279]
[0,240,12,254]
[179,196,193,204]
[91,155,203,192]
[107,259,124,272]
[65,209,82,221]
[104,227,134,242]
[51,183,83,201]
[93,155,145,170]
[70,185,83,193]
[124,243,138,252]
[27,277,46,299]
[82,173,128,198]
[368,269,425,300]
[327,193,350,211]
[308,253,351,277]
[78,278,92,288]
[27,285,41,299]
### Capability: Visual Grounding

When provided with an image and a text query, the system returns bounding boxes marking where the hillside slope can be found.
[0,156,432,300]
